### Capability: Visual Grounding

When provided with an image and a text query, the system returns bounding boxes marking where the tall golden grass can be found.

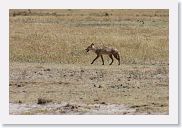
[9,9,168,65]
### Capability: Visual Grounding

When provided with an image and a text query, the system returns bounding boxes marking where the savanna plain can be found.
[9,9,169,115]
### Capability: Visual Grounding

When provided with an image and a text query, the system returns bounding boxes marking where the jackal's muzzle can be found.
[86,49,89,52]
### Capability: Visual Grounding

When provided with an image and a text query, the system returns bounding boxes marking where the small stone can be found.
[46,68,51,71]
[98,85,102,88]
[18,100,22,104]
[100,102,106,104]
[17,84,22,87]
[123,112,127,115]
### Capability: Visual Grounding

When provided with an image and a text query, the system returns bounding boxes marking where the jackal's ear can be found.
[91,43,94,46]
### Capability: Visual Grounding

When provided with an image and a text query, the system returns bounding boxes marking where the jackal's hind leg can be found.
[113,53,120,65]
[101,55,104,65]
[118,57,120,65]
[91,55,100,64]
[109,54,114,65]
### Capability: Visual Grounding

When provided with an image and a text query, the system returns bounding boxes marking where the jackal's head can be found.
[85,43,94,52]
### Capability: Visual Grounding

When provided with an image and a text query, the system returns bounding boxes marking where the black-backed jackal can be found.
[85,43,120,65]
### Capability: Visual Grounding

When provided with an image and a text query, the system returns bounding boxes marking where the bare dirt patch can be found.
[9,62,168,115]
[10,103,138,115]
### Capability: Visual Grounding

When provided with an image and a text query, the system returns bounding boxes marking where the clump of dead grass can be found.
[37,98,52,105]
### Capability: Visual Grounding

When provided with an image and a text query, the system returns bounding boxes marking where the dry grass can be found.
[9,9,168,65]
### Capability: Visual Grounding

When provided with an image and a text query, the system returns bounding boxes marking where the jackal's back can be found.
[95,46,118,55]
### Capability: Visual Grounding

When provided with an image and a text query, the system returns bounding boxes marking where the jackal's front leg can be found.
[91,55,100,64]
[109,54,114,65]
[101,55,104,65]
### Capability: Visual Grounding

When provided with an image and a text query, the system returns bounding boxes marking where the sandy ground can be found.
[9,62,168,115]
